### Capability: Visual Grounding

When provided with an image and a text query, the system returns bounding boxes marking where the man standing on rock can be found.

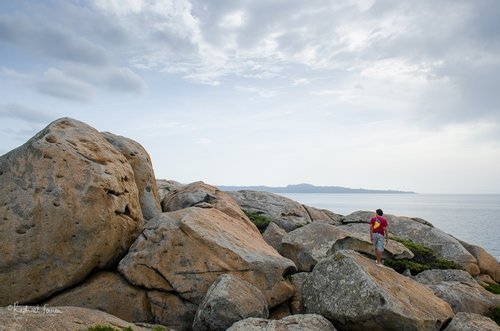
[370,209,389,266]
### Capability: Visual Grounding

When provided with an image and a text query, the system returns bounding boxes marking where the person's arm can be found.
[370,222,374,242]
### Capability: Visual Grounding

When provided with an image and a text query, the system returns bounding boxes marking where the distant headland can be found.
[217,183,415,194]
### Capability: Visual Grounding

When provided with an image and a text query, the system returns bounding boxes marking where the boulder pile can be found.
[0,118,498,330]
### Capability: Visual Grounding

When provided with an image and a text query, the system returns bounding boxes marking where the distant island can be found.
[218,183,415,194]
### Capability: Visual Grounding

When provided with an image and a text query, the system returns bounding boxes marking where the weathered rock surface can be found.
[460,240,500,282]
[193,274,268,331]
[329,233,414,260]
[415,269,500,315]
[303,205,343,225]
[340,210,374,224]
[414,269,479,285]
[0,118,143,306]
[0,306,153,331]
[228,190,312,231]
[263,222,287,250]
[119,207,296,307]
[46,271,152,322]
[443,312,500,331]
[303,250,454,331]
[341,211,432,227]
[162,181,250,222]
[147,290,198,331]
[103,132,161,220]
[279,223,351,271]
[340,211,480,275]
[157,179,184,201]
[227,314,337,331]
[289,273,309,314]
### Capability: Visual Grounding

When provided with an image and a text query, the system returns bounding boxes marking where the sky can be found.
[0,0,499,194]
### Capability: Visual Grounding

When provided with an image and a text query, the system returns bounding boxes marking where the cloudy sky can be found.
[1,0,499,193]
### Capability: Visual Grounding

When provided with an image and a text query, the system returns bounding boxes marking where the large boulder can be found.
[118,207,296,307]
[192,274,268,331]
[443,312,500,331]
[340,211,480,275]
[157,179,184,201]
[227,314,337,331]
[303,250,454,331]
[228,190,312,231]
[0,118,143,306]
[0,306,154,331]
[389,215,480,275]
[102,132,161,220]
[415,269,500,315]
[162,181,249,222]
[46,271,152,322]
[460,240,500,282]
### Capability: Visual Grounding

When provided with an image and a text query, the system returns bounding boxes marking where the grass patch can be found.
[485,283,500,295]
[244,211,272,233]
[87,326,133,331]
[391,238,434,257]
[386,237,462,275]
[384,259,430,274]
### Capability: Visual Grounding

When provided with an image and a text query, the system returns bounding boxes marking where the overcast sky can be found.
[1,0,499,193]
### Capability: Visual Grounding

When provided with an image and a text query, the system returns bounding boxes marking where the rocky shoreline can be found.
[0,118,499,331]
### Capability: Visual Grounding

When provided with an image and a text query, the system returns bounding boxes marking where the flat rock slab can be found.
[0,306,152,331]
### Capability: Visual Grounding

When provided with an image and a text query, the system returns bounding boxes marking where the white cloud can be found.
[219,10,246,28]
[0,0,499,193]
[235,85,279,98]
[0,103,57,124]
[37,68,95,102]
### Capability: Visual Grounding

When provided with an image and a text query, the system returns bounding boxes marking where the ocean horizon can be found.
[279,193,500,261]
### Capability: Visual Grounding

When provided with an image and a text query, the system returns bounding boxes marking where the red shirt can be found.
[370,216,388,235]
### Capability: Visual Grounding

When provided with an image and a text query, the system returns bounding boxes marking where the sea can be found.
[280,193,500,260]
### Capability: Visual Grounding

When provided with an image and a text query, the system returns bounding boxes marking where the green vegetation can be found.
[384,259,430,274]
[244,211,272,233]
[392,238,434,256]
[86,326,133,331]
[485,283,500,294]
[152,326,167,331]
[385,237,462,275]
[493,307,500,326]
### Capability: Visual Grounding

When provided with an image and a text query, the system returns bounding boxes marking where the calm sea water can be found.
[280,193,500,260]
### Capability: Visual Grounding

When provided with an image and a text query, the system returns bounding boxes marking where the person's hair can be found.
[376,209,383,216]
